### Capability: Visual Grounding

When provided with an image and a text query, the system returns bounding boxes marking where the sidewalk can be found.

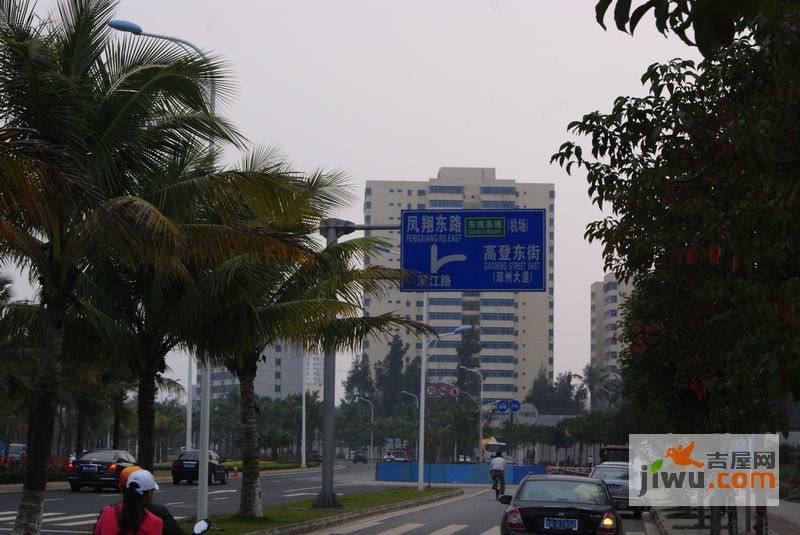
[0,464,341,494]
[652,501,800,535]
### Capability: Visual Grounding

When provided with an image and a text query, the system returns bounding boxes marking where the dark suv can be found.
[68,449,137,492]
[171,449,228,485]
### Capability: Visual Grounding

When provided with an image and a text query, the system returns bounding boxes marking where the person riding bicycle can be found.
[490,450,506,495]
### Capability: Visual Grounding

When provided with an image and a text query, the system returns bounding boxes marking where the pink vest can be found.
[93,503,164,535]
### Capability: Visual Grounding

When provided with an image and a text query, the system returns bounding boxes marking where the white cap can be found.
[126,469,160,495]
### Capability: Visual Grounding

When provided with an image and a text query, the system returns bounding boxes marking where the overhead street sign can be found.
[400,209,546,292]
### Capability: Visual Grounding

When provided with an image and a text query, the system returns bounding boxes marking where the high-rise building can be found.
[362,167,555,404]
[589,273,633,373]
[196,344,322,401]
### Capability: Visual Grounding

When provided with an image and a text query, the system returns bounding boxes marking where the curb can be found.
[649,508,671,535]
[247,488,464,535]
[0,465,345,494]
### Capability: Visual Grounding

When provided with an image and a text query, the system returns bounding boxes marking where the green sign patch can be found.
[464,217,505,237]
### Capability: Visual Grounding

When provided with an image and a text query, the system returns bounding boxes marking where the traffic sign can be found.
[400,209,547,292]
[426,385,437,397]
[509,400,521,412]
[437,384,450,398]
[449,386,459,399]
[496,400,509,412]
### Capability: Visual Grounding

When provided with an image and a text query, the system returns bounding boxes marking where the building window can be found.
[407,189,412,196]
[484,384,516,392]
[430,199,463,208]
[429,185,464,194]
[549,315,554,323]
[591,318,596,325]
[365,187,372,195]
[548,357,554,365]
[549,190,555,199]
[417,203,426,209]
[416,301,424,307]
[604,309,617,318]
[276,345,282,353]
[417,189,426,196]
[480,327,515,335]
[365,215,371,223]
[605,323,618,332]
[604,281,618,292]
[480,200,516,209]
[605,295,618,305]
[365,201,371,209]
[480,299,515,307]
[548,343,554,351]
[481,370,515,377]
[549,301,554,309]
[480,356,515,364]
[549,232,554,240]
[482,341,515,349]
[275,371,281,379]
[416,342,422,349]
[428,355,459,363]
[275,358,281,366]
[480,186,516,195]
[416,314,423,321]
[429,312,462,320]
[480,313,515,321]
[549,204,554,211]
[275,385,281,393]
[549,329,554,338]
[429,298,462,306]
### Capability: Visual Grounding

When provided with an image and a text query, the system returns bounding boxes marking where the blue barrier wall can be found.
[376,462,545,484]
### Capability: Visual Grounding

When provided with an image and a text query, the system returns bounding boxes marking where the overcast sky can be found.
[16,1,698,401]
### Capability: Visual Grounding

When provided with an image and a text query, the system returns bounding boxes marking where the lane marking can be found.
[0,513,60,522]
[283,486,321,492]
[213,497,229,501]
[208,490,237,495]
[43,514,100,523]
[479,528,500,535]
[44,499,64,502]
[283,492,317,497]
[56,519,103,526]
[428,525,467,535]
[373,523,424,535]
[327,520,383,534]
[165,502,184,506]
[0,528,90,534]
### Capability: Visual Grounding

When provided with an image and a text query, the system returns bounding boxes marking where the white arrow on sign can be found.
[430,244,467,274]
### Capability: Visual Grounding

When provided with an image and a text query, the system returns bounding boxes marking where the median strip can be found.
[177,487,460,535]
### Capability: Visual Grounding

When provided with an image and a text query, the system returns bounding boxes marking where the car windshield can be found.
[592,466,629,480]
[179,451,199,460]
[517,480,609,505]
[79,451,117,462]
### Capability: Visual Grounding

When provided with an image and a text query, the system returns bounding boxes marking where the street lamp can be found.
[108,18,216,520]
[355,397,374,463]
[459,366,484,463]
[400,391,419,461]
[417,324,472,491]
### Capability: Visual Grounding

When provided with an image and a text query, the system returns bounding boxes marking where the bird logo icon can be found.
[648,440,705,472]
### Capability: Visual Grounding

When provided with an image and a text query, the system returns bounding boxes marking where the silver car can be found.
[589,461,642,518]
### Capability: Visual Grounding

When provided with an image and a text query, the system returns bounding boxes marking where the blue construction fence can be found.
[376,462,546,485]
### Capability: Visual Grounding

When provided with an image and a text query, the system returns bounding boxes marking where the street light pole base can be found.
[313,491,343,509]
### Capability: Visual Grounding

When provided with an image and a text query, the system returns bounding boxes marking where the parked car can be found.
[383,450,408,462]
[171,449,228,485]
[590,461,642,518]
[499,474,624,534]
[307,450,322,463]
[4,443,26,462]
[352,451,368,463]
[67,449,137,492]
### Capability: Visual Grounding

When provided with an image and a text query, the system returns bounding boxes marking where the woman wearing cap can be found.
[118,466,183,535]
[94,469,163,535]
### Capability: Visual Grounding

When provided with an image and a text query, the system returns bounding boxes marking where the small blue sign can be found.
[509,400,521,412]
[496,400,509,412]
[400,209,547,292]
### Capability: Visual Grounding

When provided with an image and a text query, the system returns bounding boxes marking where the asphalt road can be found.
[310,486,649,535]
[0,463,381,534]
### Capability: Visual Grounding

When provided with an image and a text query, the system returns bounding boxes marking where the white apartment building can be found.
[590,273,633,373]
[197,345,323,401]
[362,167,555,404]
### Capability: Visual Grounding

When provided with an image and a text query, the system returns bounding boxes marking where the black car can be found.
[499,475,624,534]
[352,451,367,463]
[68,449,137,492]
[171,449,227,485]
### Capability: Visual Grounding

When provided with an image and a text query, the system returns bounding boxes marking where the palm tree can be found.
[579,363,613,411]
[0,1,245,529]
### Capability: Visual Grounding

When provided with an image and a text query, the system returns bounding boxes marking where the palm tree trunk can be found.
[13,303,65,535]
[237,359,262,517]
[137,373,157,470]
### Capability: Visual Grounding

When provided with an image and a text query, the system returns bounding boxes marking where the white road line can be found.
[327,520,383,534]
[283,492,317,497]
[56,519,102,526]
[479,528,500,535]
[373,523,424,535]
[0,528,90,534]
[165,501,184,506]
[283,486,321,492]
[44,498,64,502]
[0,512,60,522]
[208,489,237,495]
[213,497,229,501]
[428,525,467,535]
[100,494,118,498]
[175,516,188,521]
[43,514,99,523]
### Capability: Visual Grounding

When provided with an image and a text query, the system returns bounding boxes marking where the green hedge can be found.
[223,460,318,470]
[0,466,68,485]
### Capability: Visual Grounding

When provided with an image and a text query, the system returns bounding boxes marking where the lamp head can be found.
[108,19,143,35]
[454,325,472,334]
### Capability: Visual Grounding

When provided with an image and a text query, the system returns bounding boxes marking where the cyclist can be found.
[489,450,506,497]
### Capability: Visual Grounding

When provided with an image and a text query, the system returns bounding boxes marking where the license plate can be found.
[544,517,579,531]
[609,483,623,491]
[183,462,197,467]
[83,465,98,472]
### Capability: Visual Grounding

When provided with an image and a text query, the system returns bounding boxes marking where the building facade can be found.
[589,273,633,373]
[197,344,323,401]
[362,167,555,405]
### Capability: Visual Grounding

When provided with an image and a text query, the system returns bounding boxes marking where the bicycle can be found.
[491,470,505,500]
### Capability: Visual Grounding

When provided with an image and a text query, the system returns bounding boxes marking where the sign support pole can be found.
[417,291,428,491]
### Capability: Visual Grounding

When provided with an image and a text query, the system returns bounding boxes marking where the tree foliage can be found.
[525,369,587,415]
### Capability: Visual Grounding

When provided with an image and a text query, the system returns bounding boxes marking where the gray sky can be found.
[14,1,698,400]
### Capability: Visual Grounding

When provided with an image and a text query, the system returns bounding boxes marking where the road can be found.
[310,487,650,535]
[0,463,380,534]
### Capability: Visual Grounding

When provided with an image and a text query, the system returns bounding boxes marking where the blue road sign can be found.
[400,209,546,292]
[509,400,521,412]
[496,400,509,412]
